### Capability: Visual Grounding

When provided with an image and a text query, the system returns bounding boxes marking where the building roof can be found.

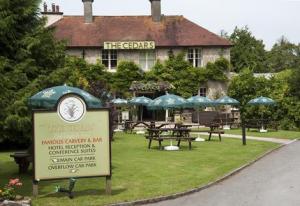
[52,15,232,47]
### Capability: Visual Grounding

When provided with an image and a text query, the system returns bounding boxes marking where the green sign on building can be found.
[104,41,155,50]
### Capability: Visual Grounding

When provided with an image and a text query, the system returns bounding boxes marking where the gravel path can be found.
[191,132,294,144]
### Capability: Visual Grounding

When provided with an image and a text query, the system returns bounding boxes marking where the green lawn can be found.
[1,133,279,206]
[224,128,300,140]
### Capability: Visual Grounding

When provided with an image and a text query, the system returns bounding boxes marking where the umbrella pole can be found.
[195,107,205,142]
[165,109,169,122]
[260,106,265,131]
[198,107,200,125]
[119,110,121,124]
[197,107,201,139]
[141,105,143,121]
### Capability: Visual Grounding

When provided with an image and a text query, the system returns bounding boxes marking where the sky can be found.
[41,0,300,50]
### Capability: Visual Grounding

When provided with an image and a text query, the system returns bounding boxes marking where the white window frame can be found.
[187,48,202,67]
[199,87,207,97]
[139,50,156,71]
[102,50,118,70]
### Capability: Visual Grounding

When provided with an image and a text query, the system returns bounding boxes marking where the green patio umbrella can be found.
[129,96,152,105]
[147,93,187,151]
[147,93,187,121]
[111,98,128,105]
[147,94,187,110]
[28,85,102,109]
[214,96,240,106]
[186,95,214,141]
[129,96,152,121]
[247,96,275,105]
[214,96,239,129]
[186,96,215,108]
[247,96,276,132]
[186,95,214,123]
[111,98,129,124]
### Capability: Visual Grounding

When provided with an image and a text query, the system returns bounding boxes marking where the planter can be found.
[0,197,31,206]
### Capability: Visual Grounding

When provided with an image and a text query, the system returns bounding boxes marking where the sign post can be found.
[32,94,111,196]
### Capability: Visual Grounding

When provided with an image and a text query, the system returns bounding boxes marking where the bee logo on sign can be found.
[57,95,86,123]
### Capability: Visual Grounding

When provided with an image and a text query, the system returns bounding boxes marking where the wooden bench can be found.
[199,123,224,141]
[245,119,279,131]
[192,111,224,141]
[123,120,152,133]
[146,128,195,150]
[10,151,32,173]
[207,129,224,141]
[10,145,33,174]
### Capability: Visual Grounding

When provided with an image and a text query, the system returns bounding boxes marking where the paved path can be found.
[145,140,300,206]
[191,132,294,144]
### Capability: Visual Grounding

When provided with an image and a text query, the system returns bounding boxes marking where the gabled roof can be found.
[52,15,232,47]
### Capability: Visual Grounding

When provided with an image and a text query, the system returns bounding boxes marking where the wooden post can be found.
[242,123,246,145]
[32,180,39,197]
[105,176,112,195]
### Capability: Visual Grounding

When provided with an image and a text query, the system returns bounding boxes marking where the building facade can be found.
[42,0,232,98]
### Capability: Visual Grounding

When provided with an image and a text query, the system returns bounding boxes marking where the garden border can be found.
[109,139,298,206]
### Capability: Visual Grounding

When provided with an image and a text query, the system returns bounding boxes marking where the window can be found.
[139,50,156,71]
[199,87,207,97]
[188,48,202,67]
[102,50,118,70]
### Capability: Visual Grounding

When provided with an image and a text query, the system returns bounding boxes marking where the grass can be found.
[0,133,279,206]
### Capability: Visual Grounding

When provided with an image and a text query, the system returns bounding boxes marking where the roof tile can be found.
[52,15,232,47]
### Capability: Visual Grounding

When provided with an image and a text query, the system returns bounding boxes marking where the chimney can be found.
[82,0,94,23]
[41,3,64,27]
[43,2,47,12]
[149,0,161,22]
[51,3,56,12]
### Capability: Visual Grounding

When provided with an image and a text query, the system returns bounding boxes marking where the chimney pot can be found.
[82,0,94,23]
[43,2,47,12]
[149,0,161,22]
[56,5,60,12]
[51,3,55,13]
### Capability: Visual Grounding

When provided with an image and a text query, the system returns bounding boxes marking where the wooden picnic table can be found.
[146,127,195,150]
[196,122,223,141]
[174,123,193,129]
[124,120,169,133]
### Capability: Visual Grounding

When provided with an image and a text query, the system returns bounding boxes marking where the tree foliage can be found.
[228,69,300,129]
[230,26,267,73]
[111,61,144,97]
[0,0,66,147]
[228,69,272,121]
[2,57,110,146]
[145,53,230,98]
[266,37,300,72]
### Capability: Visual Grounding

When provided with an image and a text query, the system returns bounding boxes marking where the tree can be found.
[0,0,67,147]
[228,68,272,121]
[2,57,110,146]
[289,61,300,98]
[111,61,144,97]
[266,37,300,72]
[205,57,230,81]
[268,70,300,129]
[145,53,230,98]
[230,26,267,73]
